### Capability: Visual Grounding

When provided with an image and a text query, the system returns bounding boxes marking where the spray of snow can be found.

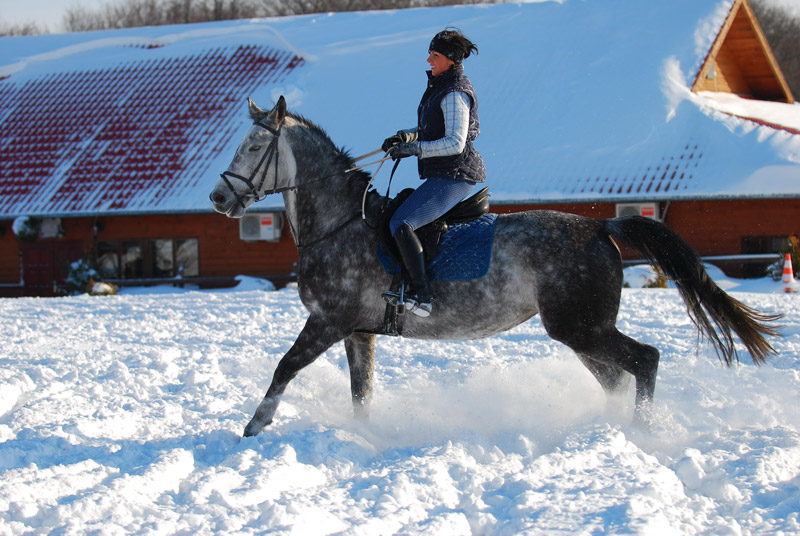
[661,56,693,122]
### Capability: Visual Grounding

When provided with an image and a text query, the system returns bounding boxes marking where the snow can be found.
[697,92,800,133]
[2,273,799,534]
[2,3,800,529]
[10,216,32,237]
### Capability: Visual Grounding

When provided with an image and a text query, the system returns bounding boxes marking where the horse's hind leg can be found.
[582,330,660,419]
[545,315,659,420]
[575,355,630,395]
[344,332,376,420]
[244,315,345,437]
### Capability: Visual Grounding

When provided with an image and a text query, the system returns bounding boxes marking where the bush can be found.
[12,216,41,243]
[59,259,111,296]
[767,235,800,281]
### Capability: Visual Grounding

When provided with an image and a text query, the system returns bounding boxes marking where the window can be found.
[176,239,199,277]
[97,238,199,279]
[97,242,120,278]
[121,241,143,278]
[741,235,785,278]
[152,240,174,277]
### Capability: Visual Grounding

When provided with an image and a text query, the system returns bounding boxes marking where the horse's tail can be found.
[604,216,781,365]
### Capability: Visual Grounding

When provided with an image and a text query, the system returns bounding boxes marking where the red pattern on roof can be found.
[0,45,303,216]
[549,143,703,199]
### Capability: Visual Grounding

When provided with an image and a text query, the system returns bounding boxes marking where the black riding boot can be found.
[391,223,432,317]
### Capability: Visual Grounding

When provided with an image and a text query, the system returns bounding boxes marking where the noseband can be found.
[218,119,284,210]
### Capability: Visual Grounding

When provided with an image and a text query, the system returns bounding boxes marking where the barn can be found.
[2,0,799,296]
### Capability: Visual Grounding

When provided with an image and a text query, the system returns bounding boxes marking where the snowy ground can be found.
[1,275,799,535]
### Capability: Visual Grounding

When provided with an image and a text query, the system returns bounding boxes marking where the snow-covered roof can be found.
[1,0,800,217]
[0,26,304,217]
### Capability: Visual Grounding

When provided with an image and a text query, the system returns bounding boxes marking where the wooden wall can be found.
[497,198,800,256]
[0,212,300,296]
[87,213,299,280]
[0,222,22,292]
[2,198,799,296]
[496,198,800,276]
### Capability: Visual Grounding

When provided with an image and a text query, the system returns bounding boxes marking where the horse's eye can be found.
[248,146,262,152]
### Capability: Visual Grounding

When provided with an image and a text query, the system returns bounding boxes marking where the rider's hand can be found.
[382,134,403,153]
[382,130,417,152]
[388,142,420,160]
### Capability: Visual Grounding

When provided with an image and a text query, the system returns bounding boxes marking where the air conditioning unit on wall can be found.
[615,202,660,221]
[239,213,283,242]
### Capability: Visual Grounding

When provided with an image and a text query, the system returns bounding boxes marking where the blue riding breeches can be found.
[389,177,475,235]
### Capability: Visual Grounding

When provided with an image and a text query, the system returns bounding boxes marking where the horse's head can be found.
[210,96,297,218]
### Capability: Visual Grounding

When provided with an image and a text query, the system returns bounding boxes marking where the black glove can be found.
[381,130,416,152]
[382,133,404,152]
[388,142,420,160]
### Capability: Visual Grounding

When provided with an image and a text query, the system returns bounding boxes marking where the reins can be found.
[295,211,364,250]
[348,148,391,172]
[295,152,400,247]
[294,154,397,248]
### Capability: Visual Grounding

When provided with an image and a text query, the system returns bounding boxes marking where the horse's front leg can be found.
[344,332,376,420]
[243,315,345,437]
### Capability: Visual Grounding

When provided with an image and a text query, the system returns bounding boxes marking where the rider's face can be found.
[427,51,455,76]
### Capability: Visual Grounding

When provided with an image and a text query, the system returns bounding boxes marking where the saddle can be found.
[377,186,490,267]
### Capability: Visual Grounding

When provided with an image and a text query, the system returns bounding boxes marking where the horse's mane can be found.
[288,111,373,186]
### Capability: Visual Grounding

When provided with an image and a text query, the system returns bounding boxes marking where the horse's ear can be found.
[247,96,286,127]
[248,98,265,121]
[269,95,287,126]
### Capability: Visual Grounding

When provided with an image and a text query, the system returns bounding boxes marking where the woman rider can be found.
[382,28,486,317]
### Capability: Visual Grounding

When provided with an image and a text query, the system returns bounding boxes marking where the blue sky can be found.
[1,0,107,33]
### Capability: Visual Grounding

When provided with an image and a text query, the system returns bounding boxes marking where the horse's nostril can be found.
[211,192,225,204]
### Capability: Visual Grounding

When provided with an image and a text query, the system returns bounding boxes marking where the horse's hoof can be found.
[632,401,655,430]
[243,424,260,437]
[353,404,371,422]
[243,419,271,437]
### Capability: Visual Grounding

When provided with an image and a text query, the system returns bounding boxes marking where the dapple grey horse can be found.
[210,97,779,437]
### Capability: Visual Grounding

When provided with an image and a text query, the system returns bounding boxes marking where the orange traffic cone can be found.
[782,253,797,293]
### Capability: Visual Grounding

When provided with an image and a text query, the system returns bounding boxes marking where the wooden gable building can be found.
[693,0,793,104]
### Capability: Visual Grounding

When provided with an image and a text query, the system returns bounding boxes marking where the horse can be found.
[209,96,780,437]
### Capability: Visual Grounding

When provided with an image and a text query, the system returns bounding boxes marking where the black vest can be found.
[417,66,486,183]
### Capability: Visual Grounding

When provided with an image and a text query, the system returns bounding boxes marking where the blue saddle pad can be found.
[378,213,497,281]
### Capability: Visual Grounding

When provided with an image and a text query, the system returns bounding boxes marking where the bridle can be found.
[217,117,396,248]
[219,119,393,210]
[218,119,285,211]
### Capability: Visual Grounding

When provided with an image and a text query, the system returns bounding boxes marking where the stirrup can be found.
[382,282,407,315]
[382,289,402,306]
[382,286,430,317]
